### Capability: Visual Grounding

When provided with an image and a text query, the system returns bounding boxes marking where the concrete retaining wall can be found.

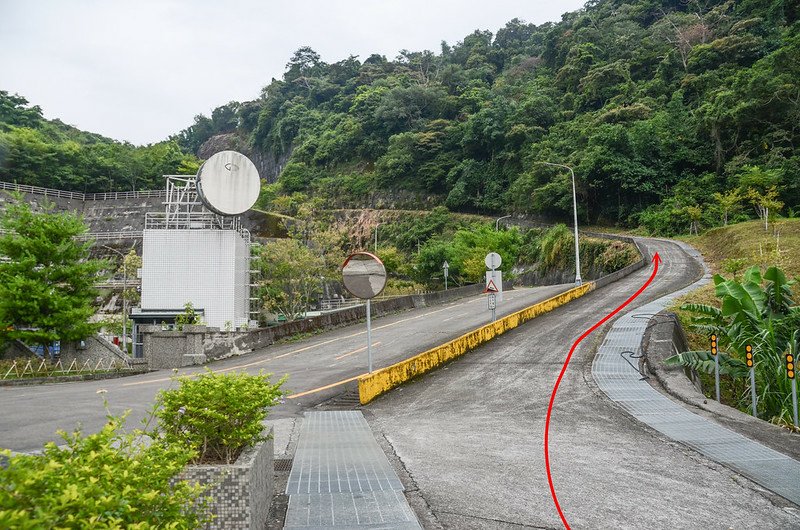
[140,283,496,368]
[358,282,596,404]
[59,336,132,368]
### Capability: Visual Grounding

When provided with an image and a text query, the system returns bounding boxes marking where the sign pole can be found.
[786,351,796,428]
[341,252,386,377]
[746,345,756,416]
[711,334,720,402]
[367,298,372,373]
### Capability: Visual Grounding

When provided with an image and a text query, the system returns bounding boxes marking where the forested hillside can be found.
[0,91,199,192]
[2,0,798,235]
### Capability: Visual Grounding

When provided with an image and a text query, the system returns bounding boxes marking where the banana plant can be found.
[667,266,799,425]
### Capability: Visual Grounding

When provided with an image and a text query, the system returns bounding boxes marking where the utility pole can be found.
[538,162,582,286]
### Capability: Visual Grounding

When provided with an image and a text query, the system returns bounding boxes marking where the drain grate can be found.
[274,458,293,473]
[317,390,362,410]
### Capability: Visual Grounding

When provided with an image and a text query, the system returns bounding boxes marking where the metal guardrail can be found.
[0,180,165,201]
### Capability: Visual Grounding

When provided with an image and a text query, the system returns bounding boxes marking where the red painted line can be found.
[544,253,662,529]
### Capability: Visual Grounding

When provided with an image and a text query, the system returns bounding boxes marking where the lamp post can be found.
[539,162,582,286]
[101,245,128,353]
[495,215,511,231]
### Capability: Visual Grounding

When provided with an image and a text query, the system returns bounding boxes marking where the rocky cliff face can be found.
[198,133,290,184]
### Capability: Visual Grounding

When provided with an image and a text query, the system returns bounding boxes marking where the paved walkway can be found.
[284,411,421,529]
[592,240,800,506]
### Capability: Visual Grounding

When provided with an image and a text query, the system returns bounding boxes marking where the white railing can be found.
[0,180,165,201]
[1,357,133,380]
[0,181,85,200]
[86,190,165,201]
[77,231,143,241]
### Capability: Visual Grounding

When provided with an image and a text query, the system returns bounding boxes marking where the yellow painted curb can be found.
[358,282,595,404]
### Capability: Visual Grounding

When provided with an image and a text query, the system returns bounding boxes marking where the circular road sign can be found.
[196,150,260,216]
[485,252,502,270]
[341,252,387,300]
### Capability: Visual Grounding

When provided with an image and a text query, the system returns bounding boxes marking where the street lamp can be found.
[101,245,128,353]
[538,162,582,286]
[495,215,512,231]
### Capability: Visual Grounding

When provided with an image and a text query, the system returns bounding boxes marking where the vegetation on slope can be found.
[3,1,797,235]
[175,0,799,232]
[0,91,199,192]
[672,219,800,428]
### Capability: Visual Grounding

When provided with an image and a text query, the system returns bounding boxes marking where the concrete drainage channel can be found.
[592,240,800,507]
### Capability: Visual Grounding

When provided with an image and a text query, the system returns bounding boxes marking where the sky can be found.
[0,0,585,146]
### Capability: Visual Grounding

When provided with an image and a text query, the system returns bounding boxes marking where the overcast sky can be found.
[0,0,585,146]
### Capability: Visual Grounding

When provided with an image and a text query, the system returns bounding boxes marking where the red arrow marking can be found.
[544,252,662,529]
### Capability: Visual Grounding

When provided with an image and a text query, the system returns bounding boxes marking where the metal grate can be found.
[274,458,294,473]
[317,390,362,410]
[284,411,421,528]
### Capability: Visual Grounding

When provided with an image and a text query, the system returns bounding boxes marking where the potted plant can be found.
[154,369,286,530]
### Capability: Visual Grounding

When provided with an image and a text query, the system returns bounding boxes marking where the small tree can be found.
[0,199,107,357]
[256,238,325,321]
[712,189,742,226]
[745,186,783,231]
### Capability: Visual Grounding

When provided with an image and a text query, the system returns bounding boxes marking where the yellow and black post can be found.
[711,334,720,402]
[746,345,756,417]
[787,351,797,428]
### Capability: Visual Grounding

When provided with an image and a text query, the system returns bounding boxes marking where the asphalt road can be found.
[365,238,800,529]
[0,283,569,453]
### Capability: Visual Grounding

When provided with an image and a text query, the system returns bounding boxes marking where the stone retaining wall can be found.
[178,428,274,530]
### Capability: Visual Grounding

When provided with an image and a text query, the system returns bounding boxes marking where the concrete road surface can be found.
[365,238,800,529]
[0,284,569,453]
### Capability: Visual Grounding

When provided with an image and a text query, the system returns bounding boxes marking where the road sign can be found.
[485,270,503,301]
[485,252,502,270]
[484,279,499,293]
[487,293,496,310]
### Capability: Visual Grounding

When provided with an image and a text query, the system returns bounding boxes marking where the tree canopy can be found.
[0,199,107,354]
[2,1,798,234]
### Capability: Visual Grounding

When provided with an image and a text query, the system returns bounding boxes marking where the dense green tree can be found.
[0,199,107,356]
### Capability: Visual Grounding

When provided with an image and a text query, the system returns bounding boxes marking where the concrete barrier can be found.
[358,282,595,404]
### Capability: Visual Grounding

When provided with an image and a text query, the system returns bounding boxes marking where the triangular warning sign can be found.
[484,279,499,293]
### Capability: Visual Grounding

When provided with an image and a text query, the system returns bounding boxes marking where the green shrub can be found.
[175,302,201,331]
[154,369,286,464]
[0,414,210,529]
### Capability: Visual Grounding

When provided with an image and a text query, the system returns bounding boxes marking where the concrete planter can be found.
[180,427,274,530]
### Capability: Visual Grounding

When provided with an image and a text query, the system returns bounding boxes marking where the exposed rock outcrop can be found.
[198,133,291,184]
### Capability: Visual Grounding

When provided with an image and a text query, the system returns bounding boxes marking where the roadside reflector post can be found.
[787,352,797,428]
[746,344,756,417]
[711,334,720,402]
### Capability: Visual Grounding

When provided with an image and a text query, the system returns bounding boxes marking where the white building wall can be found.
[141,229,249,329]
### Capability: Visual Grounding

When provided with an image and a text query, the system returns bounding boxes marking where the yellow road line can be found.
[122,305,452,386]
[335,342,381,361]
[286,374,363,399]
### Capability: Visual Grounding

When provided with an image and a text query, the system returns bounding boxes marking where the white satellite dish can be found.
[196,150,260,216]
